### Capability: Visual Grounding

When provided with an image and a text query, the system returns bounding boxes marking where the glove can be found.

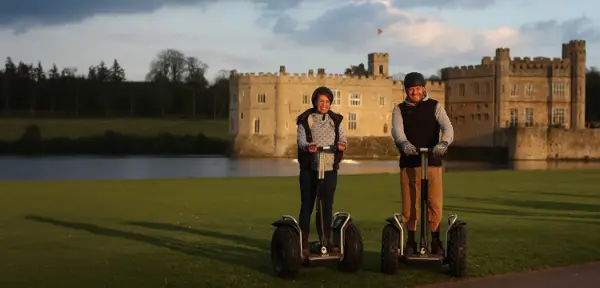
[399,141,418,156]
[432,141,449,158]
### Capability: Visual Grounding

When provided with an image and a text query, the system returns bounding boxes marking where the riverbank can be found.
[1,169,599,287]
[0,119,231,155]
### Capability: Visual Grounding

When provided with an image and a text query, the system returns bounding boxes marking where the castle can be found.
[228,40,600,160]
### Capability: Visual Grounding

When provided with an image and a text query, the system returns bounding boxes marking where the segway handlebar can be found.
[317,145,337,152]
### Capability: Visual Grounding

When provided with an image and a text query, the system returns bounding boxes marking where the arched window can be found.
[383,123,388,134]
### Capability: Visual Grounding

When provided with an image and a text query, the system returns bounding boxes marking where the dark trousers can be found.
[298,169,338,241]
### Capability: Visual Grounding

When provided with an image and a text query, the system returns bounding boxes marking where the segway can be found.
[380,147,467,277]
[270,145,364,279]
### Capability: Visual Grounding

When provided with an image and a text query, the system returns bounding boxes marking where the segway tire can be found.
[380,223,400,274]
[338,223,363,273]
[270,226,302,279]
[447,223,467,277]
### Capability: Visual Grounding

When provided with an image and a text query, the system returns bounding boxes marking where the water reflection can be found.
[0,156,598,181]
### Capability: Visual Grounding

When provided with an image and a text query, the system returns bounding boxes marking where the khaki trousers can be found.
[400,166,443,232]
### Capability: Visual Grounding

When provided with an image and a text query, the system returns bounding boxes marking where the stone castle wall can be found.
[507,127,600,160]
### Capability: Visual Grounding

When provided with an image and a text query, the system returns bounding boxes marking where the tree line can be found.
[0,49,230,119]
[2,51,600,122]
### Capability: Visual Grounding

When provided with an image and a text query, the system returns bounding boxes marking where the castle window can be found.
[383,123,388,134]
[302,92,310,105]
[349,93,361,107]
[253,118,261,134]
[348,112,357,130]
[459,84,465,96]
[473,83,480,96]
[552,82,565,98]
[331,90,341,105]
[552,108,566,126]
[509,108,518,127]
[510,83,518,97]
[525,83,534,98]
[240,112,243,119]
[525,108,534,127]
[379,65,384,74]
[379,96,385,106]
[257,93,266,103]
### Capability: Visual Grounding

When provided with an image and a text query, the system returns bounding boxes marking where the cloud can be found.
[0,0,219,34]
[268,0,600,73]
[390,0,497,10]
[519,16,600,47]
[269,0,519,72]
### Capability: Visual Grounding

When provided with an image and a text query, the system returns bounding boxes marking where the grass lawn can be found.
[0,118,229,141]
[1,169,600,287]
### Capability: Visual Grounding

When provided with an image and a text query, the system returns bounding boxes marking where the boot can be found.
[404,231,418,255]
[430,231,445,256]
[301,227,310,258]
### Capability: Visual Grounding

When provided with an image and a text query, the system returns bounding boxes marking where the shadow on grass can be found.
[444,204,600,225]
[124,221,388,274]
[502,190,599,200]
[448,196,600,215]
[24,215,272,275]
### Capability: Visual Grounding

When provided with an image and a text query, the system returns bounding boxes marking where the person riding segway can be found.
[380,72,468,277]
[269,86,364,279]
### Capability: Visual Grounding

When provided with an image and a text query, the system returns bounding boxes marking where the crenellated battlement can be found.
[440,63,495,79]
[230,68,399,84]
[368,52,389,61]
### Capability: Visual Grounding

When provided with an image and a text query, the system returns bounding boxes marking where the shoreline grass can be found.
[1,169,599,287]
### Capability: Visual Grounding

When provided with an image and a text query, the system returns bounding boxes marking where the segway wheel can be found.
[447,223,467,277]
[338,222,363,273]
[270,226,302,279]
[380,223,400,275]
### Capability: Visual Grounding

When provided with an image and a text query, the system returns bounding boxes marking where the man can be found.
[296,86,348,257]
[391,72,454,255]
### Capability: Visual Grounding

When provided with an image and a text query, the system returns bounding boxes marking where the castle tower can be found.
[563,40,586,129]
[494,48,510,130]
[368,53,389,77]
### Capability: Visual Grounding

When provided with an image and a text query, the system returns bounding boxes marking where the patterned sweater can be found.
[297,113,348,171]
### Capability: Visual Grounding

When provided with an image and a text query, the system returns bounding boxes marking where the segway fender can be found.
[384,213,405,256]
[272,215,301,234]
[385,213,403,231]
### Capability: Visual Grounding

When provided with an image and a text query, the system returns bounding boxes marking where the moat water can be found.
[1,156,599,181]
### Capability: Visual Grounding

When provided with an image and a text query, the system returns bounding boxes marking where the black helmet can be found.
[311,86,334,107]
[403,72,426,89]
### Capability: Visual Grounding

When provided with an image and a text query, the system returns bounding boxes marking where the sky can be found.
[3,0,600,82]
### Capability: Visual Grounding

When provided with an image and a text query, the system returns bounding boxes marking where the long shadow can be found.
[124,221,267,251]
[502,190,599,200]
[444,204,599,221]
[125,220,388,274]
[448,196,600,214]
[24,215,272,275]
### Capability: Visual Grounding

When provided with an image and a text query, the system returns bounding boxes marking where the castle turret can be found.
[563,40,586,129]
[368,53,389,77]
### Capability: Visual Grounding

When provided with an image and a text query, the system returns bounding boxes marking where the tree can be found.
[109,59,125,82]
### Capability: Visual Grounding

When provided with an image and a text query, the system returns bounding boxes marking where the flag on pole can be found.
[377,28,382,35]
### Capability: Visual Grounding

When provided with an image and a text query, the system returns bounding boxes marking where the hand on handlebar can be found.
[308,143,317,153]
[337,141,346,152]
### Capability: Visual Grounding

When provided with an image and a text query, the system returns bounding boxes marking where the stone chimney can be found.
[279,65,286,74]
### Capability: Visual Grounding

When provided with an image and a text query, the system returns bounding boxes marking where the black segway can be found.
[270,145,364,279]
[380,147,467,277]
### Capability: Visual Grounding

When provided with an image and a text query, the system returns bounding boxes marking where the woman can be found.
[295,86,348,257]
